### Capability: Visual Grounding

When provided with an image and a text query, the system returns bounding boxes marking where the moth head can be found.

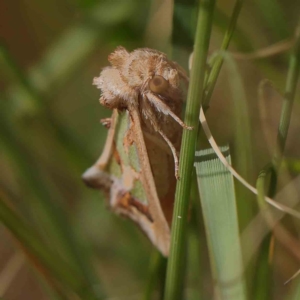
[149,75,169,94]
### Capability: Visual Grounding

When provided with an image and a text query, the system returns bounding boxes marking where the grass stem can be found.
[164,1,216,299]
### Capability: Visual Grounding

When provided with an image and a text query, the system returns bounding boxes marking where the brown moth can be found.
[82,47,191,256]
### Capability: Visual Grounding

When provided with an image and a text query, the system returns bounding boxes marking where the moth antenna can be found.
[146,92,193,130]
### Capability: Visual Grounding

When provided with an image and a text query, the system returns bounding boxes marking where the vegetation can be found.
[0,0,300,299]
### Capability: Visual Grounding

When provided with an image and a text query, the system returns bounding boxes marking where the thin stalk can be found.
[256,166,273,215]
[144,251,167,300]
[272,28,300,172]
[164,1,216,299]
[253,29,300,283]
[203,0,245,107]
[252,234,272,300]
[290,279,300,300]
[253,27,300,298]
[254,166,274,300]
[253,28,300,297]
[188,171,204,300]
[255,167,300,296]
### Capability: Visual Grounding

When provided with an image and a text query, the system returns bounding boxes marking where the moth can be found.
[82,47,191,256]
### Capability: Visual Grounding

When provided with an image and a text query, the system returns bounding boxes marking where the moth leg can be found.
[157,128,180,180]
[141,98,180,179]
[100,118,112,129]
[146,92,193,130]
[96,111,119,169]
[82,111,119,188]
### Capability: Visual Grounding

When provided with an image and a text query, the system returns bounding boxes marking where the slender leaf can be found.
[0,197,84,295]
[195,146,247,300]
[204,0,245,106]
[290,279,300,300]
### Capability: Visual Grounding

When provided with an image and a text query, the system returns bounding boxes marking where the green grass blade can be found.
[164,1,216,299]
[144,251,167,300]
[290,279,300,300]
[195,146,247,300]
[252,236,272,300]
[0,105,75,256]
[252,166,273,300]
[0,105,104,299]
[0,197,84,295]
[0,43,92,168]
[204,0,245,106]
[0,195,105,299]
[223,52,255,229]
[4,1,138,103]
[226,54,253,177]
[254,0,289,39]
[172,0,198,49]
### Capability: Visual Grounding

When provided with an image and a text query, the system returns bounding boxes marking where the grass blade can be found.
[290,279,300,300]
[204,0,245,106]
[0,196,84,294]
[195,146,247,300]
[0,104,104,299]
[144,251,167,300]
[0,193,105,299]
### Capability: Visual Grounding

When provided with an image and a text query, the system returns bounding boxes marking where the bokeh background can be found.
[1,0,300,299]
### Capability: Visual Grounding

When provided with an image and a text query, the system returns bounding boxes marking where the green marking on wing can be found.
[107,156,122,178]
[109,111,148,205]
[131,180,148,204]
[128,142,141,172]
[115,110,130,166]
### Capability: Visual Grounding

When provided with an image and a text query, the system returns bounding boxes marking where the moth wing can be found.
[83,109,170,256]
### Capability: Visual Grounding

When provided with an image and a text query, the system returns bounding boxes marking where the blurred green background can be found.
[0,0,300,299]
